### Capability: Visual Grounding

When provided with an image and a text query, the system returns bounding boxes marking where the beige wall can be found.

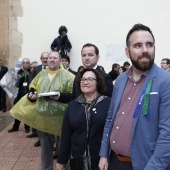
[1,0,170,72]
[8,0,23,68]
[18,0,170,72]
[0,0,9,66]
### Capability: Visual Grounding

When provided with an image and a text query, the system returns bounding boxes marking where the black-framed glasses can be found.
[80,77,97,84]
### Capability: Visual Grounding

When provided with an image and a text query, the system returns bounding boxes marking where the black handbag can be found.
[69,105,91,170]
[70,155,91,170]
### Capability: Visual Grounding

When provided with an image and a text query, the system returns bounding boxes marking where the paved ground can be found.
[0,110,56,170]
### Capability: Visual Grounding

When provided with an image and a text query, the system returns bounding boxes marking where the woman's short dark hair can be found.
[77,65,85,73]
[76,68,106,95]
[119,66,126,72]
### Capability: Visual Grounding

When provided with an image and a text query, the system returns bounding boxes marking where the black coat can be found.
[0,65,8,109]
[32,65,43,79]
[51,36,72,51]
[15,70,30,102]
[0,66,8,80]
[68,68,77,76]
[57,96,111,169]
[108,69,119,81]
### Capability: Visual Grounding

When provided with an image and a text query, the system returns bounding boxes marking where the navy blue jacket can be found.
[57,96,111,169]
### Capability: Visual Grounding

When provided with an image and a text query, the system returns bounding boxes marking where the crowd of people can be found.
[0,23,170,170]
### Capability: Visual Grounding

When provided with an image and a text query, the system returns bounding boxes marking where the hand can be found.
[98,157,108,170]
[28,92,37,100]
[56,163,64,170]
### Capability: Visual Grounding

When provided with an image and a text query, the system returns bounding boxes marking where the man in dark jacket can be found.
[51,26,72,57]
[8,58,31,133]
[108,63,120,81]
[0,58,8,112]
[61,55,77,75]
[32,52,49,78]
[72,43,113,99]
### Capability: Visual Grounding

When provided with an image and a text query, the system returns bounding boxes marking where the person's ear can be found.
[125,48,130,58]
[97,55,100,62]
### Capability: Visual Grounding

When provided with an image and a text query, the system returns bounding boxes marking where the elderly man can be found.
[8,58,31,133]
[10,51,74,170]
[99,24,170,170]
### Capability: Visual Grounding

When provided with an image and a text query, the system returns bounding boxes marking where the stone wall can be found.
[0,0,23,68]
[0,0,9,66]
[0,0,22,109]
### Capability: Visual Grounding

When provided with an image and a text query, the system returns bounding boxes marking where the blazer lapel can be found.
[132,64,157,137]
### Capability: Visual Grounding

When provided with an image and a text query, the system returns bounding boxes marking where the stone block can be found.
[9,31,23,45]
[0,45,9,64]
[9,17,18,31]
[0,16,8,38]
[9,44,21,64]
[9,0,23,17]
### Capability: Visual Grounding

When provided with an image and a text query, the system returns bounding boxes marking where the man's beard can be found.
[129,53,154,72]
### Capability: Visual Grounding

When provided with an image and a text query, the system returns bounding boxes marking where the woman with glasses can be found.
[56,68,111,170]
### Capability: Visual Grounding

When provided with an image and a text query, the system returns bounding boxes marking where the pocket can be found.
[149,93,159,104]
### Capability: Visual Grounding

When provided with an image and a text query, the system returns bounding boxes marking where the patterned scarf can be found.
[75,93,104,129]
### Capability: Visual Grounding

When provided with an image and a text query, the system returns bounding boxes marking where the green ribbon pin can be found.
[142,80,152,116]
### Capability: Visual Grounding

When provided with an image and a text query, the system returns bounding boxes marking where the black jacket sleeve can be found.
[58,93,73,103]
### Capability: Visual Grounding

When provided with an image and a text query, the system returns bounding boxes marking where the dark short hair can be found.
[61,55,70,63]
[123,61,130,67]
[112,63,119,70]
[126,23,155,47]
[81,43,99,55]
[77,65,85,73]
[58,26,67,35]
[161,58,170,64]
[76,68,106,95]
[119,66,127,72]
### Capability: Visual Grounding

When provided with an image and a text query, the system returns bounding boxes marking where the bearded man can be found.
[99,24,170,170]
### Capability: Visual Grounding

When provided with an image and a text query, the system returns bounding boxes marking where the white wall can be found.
[18,0,170,72]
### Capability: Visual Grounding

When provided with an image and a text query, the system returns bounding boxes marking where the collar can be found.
[126,66,149,82]
[93,65,98,69]
[67,67,71,70]
[84,65,98,69]
[47,67,61,74]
